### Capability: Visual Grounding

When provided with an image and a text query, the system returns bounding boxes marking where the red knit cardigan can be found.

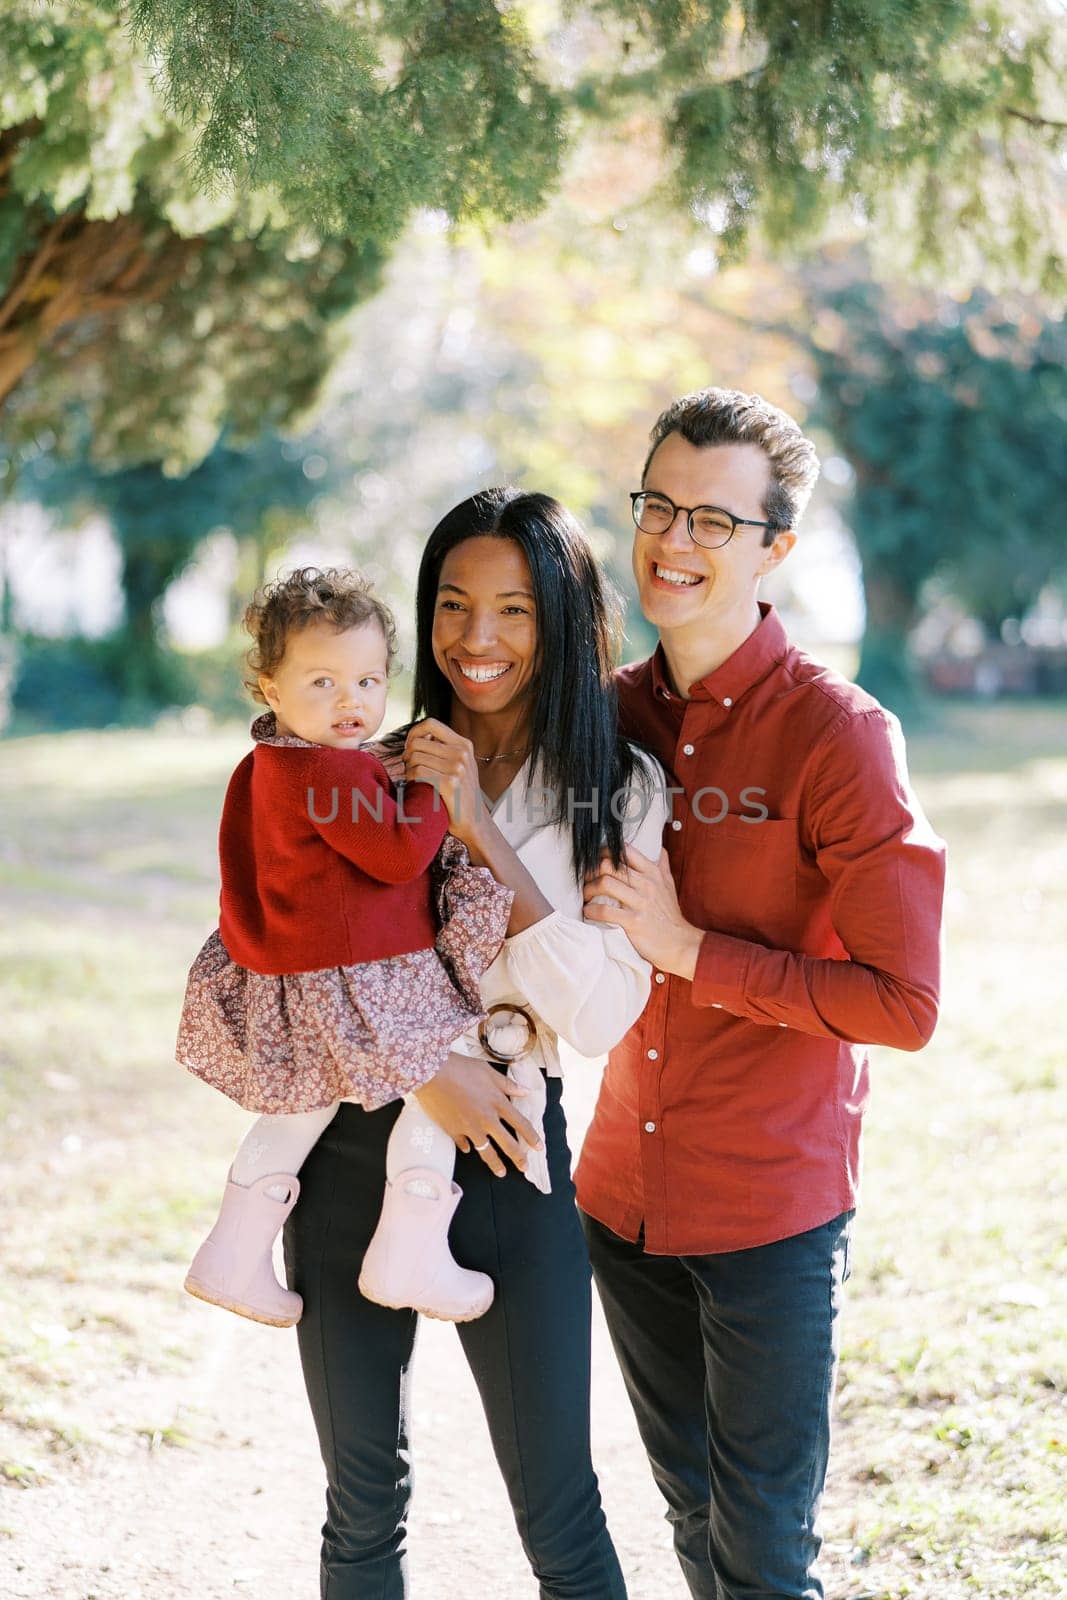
[217,742,449,976]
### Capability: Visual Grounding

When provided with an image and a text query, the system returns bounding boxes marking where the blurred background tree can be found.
[0,0,565,465]
[1,1,1065,727]
[10,432,327,722]
[803,277,1067,707]
[0,4,385,471]
[3,2,1063,459]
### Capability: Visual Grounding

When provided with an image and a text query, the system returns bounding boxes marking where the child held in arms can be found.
[177,568,518,1328]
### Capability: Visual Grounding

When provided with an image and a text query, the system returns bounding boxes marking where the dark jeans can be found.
[580,1209,853,1600]
[283,1072,626,1600]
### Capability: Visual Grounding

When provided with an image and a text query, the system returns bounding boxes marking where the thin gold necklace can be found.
[474,746,528,765]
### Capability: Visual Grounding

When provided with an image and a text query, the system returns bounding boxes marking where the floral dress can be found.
[176,715,513,1115]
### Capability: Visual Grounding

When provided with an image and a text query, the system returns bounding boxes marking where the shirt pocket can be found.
[680,812,799,947]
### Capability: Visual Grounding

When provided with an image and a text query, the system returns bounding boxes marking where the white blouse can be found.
[450,750,670,1192]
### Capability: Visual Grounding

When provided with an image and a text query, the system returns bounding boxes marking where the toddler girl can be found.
[177,567,514,1327]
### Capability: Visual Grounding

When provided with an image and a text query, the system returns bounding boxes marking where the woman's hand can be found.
[413,1052,543,1178]
[403,718,487,842]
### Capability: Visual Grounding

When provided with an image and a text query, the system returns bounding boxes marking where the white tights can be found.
[231,1096,457,1201]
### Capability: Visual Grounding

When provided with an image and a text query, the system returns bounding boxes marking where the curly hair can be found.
[243,567,398,704]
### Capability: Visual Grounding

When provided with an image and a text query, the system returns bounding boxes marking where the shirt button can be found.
[644,1121,657,1133]
[671,819,682,831]
[722,696,733,708]
[655,972,665,984]
[682,743,694,756]
[647,1048,658,1060]
[779,1022,788,1028]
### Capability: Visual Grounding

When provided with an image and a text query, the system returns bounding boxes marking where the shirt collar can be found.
[649,602,789,707]
[250,710,320,749]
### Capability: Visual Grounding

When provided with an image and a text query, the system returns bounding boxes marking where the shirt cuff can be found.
[691,930,753,1011]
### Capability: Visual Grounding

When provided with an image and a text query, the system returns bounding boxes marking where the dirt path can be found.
[1,1304,685,1600]
[1,1074,687,1600]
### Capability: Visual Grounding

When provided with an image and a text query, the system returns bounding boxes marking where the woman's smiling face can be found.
[431,536,539,718]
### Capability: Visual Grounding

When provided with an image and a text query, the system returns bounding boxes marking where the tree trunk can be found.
[231,530,279,626]
[856,563,923,718]
[116,535,192,705]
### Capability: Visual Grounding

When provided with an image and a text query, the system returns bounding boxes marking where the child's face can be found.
[259,619,390,748]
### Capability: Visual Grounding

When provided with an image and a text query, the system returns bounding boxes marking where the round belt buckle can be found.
[477,1003,537,1062]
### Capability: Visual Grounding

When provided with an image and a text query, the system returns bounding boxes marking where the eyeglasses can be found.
[630,491,780,550]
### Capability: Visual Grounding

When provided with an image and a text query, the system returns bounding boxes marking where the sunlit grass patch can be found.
[817,701,1067,1598]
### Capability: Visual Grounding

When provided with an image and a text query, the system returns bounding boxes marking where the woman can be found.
[283,488,668,1599]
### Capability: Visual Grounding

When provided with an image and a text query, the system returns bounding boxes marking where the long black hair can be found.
[397,486,654,886]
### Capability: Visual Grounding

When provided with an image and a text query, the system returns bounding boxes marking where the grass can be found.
[817,701,1067,1599]
[0,722,253,1478]
[1,701,1065,1595]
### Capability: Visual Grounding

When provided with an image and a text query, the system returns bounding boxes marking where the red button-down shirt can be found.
[575,604,946,1254]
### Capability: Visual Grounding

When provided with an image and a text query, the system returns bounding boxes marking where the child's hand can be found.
[365,739,405,783]
[403,720,486,842]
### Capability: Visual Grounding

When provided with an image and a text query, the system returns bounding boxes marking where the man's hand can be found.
[413,1052,543,1178]
[583,845,703,981]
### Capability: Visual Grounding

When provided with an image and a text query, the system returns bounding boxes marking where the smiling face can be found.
[632,432,796,663]
[431,536,538,726]
[258,618,390,748]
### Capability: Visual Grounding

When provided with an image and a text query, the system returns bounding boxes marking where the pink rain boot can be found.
[358,1168,494,1323]
[184,1170,303,1327]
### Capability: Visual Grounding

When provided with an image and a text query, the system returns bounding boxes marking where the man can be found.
[577,388,946,1600]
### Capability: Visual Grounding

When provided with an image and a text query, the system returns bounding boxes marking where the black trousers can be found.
[581,1210,853,1600]
[284,1073,627,1600]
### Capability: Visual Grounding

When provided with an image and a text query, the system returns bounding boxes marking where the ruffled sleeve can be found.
[501,753,670,1058]
[433,835,515,1012]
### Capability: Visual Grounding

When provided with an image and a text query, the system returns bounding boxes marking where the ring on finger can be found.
[473,1139,491,1152]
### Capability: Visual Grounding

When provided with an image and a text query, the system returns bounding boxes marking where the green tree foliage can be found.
[0,3,383,471]
[0,0,565,469]
[2,2,1064,472]
[409,194,1067,711]
[582,0,1066,288]
[806,277,1067,708]
[125,0,564,230]
[131,0,1065,282]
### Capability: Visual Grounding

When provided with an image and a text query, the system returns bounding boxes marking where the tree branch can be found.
[1004,106,1067,133]
[0,209,201,406]
[0,212,78,330]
